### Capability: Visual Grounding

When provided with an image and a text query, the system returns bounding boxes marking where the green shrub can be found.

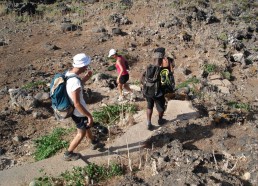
[102,2,116,9]
[221,71,231,80]
[107,65,116,71]
[227,101,250,111]
[33,128,73,161]
[93,104,137,125]
[61,166,88,186]
[245,59,253,65]
[203,64,218,74]
[218,32,228,42]
[22,81,47,90]
[119,2,132,10]
[176,77,199,89]
[132,80,140,85]
[61,163,123,184]
[34,163,124,185]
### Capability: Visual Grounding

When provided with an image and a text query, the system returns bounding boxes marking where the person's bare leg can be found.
[68,129,86,152]
[86,129,94,142]
[124,83,133,93]
[117,83,123,97]
[158,111,164,119]
[147,108,153,124]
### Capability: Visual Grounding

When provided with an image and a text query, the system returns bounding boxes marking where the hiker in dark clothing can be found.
[141,49,167,130]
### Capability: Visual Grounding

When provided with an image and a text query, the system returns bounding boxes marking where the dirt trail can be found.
[0,100,198,186]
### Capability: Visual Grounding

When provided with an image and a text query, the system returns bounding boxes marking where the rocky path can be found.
[0,100,198,186]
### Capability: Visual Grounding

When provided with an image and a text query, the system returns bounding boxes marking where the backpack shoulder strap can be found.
[146,65,160,80]
[65,73,81,81]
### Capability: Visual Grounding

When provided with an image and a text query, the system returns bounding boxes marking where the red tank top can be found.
[115,56,128,75]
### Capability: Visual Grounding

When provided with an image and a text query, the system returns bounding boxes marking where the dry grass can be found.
[0,3,6,17]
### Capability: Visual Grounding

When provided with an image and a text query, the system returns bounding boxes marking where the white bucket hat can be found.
[108,49,117,57]
[73,53,91,68]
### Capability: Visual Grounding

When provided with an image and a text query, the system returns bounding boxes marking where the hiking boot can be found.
[63,151,80,161]
[147,124,154,131]
[158,118,166,126]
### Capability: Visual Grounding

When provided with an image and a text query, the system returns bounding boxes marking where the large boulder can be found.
[8,89,37,111]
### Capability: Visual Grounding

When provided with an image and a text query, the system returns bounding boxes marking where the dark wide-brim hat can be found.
[153,52,164,59]
[153,47,166,59]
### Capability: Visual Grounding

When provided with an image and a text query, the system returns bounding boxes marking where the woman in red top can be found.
[108,49,135,101]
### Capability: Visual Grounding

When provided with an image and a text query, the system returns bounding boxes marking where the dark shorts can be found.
[119,74,129,84]
[71,115,91,131]
[146,95,166,113]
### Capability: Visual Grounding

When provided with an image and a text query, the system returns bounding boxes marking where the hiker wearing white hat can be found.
[108,49,136,101]
[63,53,103,161]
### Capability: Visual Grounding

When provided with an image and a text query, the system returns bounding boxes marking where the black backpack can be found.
[160,68,175,94]
[142,65,161,98]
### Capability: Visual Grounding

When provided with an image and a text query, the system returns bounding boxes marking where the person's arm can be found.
[81,70,93,84]
[71,88,93,127]
[169,58,175,73]
[116,58,124,83]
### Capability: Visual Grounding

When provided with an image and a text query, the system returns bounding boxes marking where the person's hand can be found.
[116,78,120,84]
[87,70,93,77]
[87,115,93,127]
[82,71,93,82]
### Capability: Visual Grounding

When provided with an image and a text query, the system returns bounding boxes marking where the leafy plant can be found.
[119,1,132,10]
[60,163,123,185]
[33,128,73,161]
[176,77,199,89]
[22,81,47,90]
[218,32,228,42]
[93,103,137,125]
[70,5,85,16]
[245,59,253,65]
[132,80,140,85]
[106,163,124,178]
[203,64,218,74]
[32,176,54,186]
[107,64,116,71]
[102,2,116,9]
[221,71,231,80]
[15,14,32,23]
[85,163,123,182]
[227,101,250,111]
[61,166,87,185]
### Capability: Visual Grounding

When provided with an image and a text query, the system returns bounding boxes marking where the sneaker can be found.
[63,151,80,161]
[130,92,136,100]
[158,118,166,126]
[118,96,124,102]
[147,124,154,131]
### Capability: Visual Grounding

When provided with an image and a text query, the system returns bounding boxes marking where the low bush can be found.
[33,128,73,161]
[34,163,124,185]
[93,103,137,125]
[176,77,199,89]
[203,64,218,74]
[22,81,47,90]
[227,101,250,111]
